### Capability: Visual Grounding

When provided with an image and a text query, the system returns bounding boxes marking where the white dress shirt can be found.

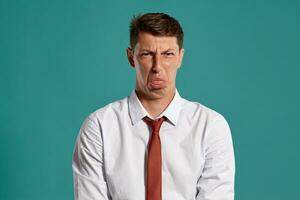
[72,89,235,200]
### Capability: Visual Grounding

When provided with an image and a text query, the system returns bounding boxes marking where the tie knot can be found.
[143,116,166,133]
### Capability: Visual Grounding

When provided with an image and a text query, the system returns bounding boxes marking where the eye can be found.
[163,52,175,57]
[140,52,152,57]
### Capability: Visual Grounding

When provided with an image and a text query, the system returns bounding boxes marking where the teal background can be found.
[1,0,299,199]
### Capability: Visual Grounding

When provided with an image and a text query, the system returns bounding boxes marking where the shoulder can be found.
[180,97,229,126]
[85,96,129,125]
[180,97,232,147]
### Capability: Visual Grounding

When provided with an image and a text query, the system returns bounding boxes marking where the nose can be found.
[152,53,162,73]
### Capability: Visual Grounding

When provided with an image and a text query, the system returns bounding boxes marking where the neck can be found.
[136,89,175,119]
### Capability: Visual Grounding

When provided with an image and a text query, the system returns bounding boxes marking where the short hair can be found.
[129,12,184,50]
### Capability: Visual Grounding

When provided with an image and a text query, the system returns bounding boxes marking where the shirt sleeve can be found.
[196,115,235,200]
[72,115,111,200]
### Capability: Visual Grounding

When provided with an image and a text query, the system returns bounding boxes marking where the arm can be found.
[196,116,235,200]
[72,115,111,200]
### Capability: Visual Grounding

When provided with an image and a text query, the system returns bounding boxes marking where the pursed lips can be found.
[148,78,166,89]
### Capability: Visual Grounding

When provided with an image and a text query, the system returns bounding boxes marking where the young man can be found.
[72,13,235,200]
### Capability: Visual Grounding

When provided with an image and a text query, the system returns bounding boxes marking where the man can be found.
[72,13,235,200]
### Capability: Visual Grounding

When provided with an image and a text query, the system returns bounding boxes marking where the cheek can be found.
[162,57,180,67]
[163,60,179,79]
[136,61,151,79]
[168,69,178,81]
[138,58,153,68]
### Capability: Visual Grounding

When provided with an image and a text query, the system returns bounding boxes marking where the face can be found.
[127,32,184,100]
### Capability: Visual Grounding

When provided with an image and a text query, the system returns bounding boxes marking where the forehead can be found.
[135,32,179,51]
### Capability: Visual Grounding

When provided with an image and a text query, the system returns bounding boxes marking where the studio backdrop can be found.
[0,0,299,199]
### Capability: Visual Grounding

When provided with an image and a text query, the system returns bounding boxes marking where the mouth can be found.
[148,79,166,90]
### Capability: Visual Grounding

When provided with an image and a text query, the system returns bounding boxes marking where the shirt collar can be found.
[128,89,183,126]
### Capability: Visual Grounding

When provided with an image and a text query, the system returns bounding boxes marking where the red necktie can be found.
[143,116,166,200]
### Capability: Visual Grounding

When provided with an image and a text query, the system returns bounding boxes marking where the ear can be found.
[177,48,185,68]
[126,47,135,67]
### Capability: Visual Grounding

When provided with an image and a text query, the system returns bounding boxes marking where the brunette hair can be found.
[129,12,184,50]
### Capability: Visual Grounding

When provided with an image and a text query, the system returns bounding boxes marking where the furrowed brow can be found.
[140,49,154,52]
[162,49,176,53]
[161,49,177,54]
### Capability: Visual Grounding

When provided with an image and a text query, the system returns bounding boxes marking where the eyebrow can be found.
[140,48,177,53]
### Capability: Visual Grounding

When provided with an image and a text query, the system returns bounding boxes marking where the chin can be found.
[147,87,169,99]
